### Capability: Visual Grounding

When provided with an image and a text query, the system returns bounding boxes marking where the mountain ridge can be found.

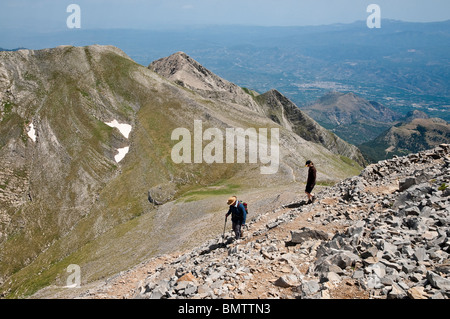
[0,45,362,298]
[301,91,402,145]
[149,52,365,166]
[359,111,450,163]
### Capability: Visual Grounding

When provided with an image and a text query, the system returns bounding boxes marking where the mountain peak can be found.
[404,110,430,122]
[149,51,229,92]
[173,51,189,58]
[308,90,401,123]
[148,51,263,112]
[317,91,363,104]
[159,51,191,64]
[302,91,402,145]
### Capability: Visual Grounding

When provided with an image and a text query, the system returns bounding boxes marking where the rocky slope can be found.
[0,46,362,298]
[37,144,449,299]
[149,52,365,166]
[149,51,261,113]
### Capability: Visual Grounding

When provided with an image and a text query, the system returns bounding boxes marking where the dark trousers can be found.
[232,220,243,239]
[305,183,315,194]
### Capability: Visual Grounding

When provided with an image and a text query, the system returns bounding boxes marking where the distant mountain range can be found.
[301,91,402,145]
[300,91,450,162]
[0,48,26,52]
[1,20,449,120]
[359,110,450,163]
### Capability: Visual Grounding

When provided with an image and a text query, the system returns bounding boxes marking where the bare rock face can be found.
[0,62,11,101]
[149,52,261,112]
[149,52,229,92]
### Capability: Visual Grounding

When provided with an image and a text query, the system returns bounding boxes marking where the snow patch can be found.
[115,146,129,163]
[27,123,36,142]
[104,119,132,163]
[105,120,132,139]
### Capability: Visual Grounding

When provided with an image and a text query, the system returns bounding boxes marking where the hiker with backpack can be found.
[305,160,316,204]
[225,196,247,240]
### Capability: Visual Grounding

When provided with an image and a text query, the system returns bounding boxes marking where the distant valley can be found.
[300,91,450,163]
[1,20,449,121]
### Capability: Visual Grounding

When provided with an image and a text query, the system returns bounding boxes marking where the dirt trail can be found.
[74,185,371,299]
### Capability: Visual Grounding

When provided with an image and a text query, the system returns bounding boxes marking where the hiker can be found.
[225,196,246,240]
[305,160,316,204]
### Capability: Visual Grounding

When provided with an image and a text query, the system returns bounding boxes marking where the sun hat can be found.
[227,196,237,206]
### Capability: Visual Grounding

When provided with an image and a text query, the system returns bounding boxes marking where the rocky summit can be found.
[50,144,449,299]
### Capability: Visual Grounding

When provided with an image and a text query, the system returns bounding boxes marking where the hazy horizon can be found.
[1,0,449,33]
[3,17,450,32]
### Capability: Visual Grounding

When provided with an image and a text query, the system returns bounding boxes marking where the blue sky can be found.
[1,0,449,31]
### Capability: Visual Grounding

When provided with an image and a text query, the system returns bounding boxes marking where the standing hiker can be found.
[305,160,316,204]
[225,196,246,240]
